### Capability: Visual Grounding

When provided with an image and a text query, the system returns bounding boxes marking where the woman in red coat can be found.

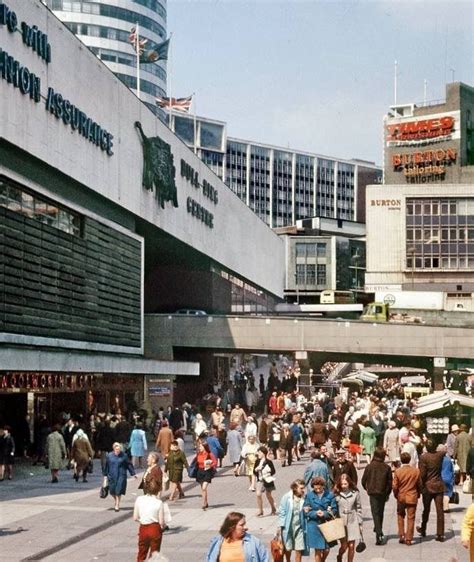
[195,441,217,510]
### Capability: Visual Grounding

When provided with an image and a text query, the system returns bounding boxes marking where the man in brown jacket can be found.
[155,420,173,459]
[417,439,445,541]
[393,452,421,545]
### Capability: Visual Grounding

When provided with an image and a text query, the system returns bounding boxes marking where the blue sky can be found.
[168,1,473,165]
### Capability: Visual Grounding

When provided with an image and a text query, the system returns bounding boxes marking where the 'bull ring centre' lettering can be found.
[0,2,114,156]
[181,159,218,229]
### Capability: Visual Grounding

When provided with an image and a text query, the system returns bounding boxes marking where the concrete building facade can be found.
[366,82,474,293]
[0,0,284,428]
[168,112,382,228]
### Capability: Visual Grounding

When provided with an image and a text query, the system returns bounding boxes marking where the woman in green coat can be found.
[360,420,376,463]
[165,440,189,501]
[46,424,66,483]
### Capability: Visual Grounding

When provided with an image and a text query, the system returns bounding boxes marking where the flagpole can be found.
[167,32,172,128]
[193,92,197,154]
[136,22,141,100]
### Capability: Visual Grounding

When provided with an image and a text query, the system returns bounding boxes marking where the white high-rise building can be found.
[45,0,167,110]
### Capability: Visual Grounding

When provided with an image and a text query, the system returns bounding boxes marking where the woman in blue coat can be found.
[103,442,136,512]
[303,476,338,562]
[438,444,454,512]
[129,423,148,468]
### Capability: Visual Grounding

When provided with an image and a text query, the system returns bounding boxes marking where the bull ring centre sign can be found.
[0,3,114,155]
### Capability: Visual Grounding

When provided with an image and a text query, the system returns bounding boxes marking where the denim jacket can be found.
[205,532,269,562]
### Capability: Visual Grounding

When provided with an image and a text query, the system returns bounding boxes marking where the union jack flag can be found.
[156,96,193,113]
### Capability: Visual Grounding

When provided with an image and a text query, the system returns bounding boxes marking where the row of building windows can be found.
[89,47,166,82]
[0,179,82,236]
[406,198,474,270]
[51,1,166,38]
[295,263,327,286]
[49,0,166,19]
[116,73,165,99]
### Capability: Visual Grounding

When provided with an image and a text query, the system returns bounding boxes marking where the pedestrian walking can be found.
[348,421,362,469]
[277,479,308,562]
[279,424,294,467]
[461,503,474,552]
[392,452,421,546]
[332,449,358,485]
[455,424,473,484]
[254,446,277,517]
[130,423,148,468]
[361,447,392,545]
[139,452,163,496]
[71,428,94,483]
[383,420,400,464]
[194,441,217,510]
[95,416,116,472]
[334,474,363,562]
[103,442,137,512]
[304,450,330,490]
[0,426,15,481]
[133,479,165,562]
[241,435,259,491]
[437,444,455,513]
[359,421,376,464]
[417,439,445,542]
[45,424,67,483]
[155,421,173,459]
[165,441,188,501]
[205,511,269,562]
[303,476,338,562]
[227,422,243,476]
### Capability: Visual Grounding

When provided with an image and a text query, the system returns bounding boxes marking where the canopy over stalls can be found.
[343,370,379,384]
[415,390,474,415]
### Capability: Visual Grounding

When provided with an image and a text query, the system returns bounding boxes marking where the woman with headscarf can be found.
[241,435,259,491]
[383,420,400,464]
[227,422,243,477]
[103,442,137,512]
[193,414,208,445]
[71,428,94,483]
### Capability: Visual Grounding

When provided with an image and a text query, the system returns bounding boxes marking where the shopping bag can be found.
[270,529,284,562]
[449,491,459,504]
[462,477,472,494]
[318,516,346,543]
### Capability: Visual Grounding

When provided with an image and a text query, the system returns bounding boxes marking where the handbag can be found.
[100,476,109,499]
[449,491,460,504]
[356,525,366,553]
[270,529,284,562]
[318,514,346,543]
[87,460,94,474]
[187,456,198,479]
[462,477,472,494]
[162,471,170,491]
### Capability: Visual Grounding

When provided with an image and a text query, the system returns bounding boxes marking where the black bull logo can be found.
[135,121,178,209]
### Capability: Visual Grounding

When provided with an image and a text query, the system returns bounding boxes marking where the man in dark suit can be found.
[393,452,421,545]
[362,447,392,545]
[417,439,445,541]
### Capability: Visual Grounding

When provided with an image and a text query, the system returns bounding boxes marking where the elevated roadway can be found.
[145,314,474,365]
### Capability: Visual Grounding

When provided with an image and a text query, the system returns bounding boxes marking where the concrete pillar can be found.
[431,357,446,391]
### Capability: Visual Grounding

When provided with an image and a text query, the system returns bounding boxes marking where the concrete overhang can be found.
[0,347,199,376]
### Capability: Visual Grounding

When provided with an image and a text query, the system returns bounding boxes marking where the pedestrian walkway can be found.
[0,446,471,561]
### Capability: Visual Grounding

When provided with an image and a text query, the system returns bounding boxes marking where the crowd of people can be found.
[1,359,473,561]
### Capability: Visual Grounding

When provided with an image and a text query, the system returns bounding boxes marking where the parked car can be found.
[174,309,207,316]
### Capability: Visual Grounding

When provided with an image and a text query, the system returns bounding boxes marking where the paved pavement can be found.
[0,440,471,562]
